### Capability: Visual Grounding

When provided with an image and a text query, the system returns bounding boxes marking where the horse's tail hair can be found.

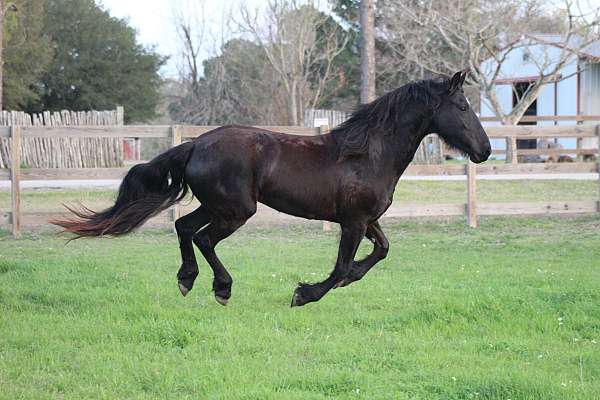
[50,141,196,239]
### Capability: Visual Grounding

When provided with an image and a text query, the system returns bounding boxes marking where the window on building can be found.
[513,81,537,152]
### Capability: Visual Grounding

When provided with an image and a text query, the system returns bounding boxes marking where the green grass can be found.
[0,179,597,213]
[394,179,598,203]
[1,216,600,399]
[0,187,116,211]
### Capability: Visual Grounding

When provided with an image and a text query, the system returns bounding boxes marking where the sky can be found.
[100,0,332,77]
[99,0,219,77]
[99,0,174,60]
[99,0,296,78]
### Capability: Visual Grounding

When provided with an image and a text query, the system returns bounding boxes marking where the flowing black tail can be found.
[51,141,196,238]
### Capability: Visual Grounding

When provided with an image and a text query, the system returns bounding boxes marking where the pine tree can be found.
[2,0,52,110]
[31,0,166,122]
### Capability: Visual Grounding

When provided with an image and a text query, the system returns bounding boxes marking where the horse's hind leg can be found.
[193,213,253,306]
[335,221,389,288]
[175,207,211,296]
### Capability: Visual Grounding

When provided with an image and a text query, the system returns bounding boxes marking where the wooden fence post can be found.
[466,160,477,228]
[10,126,22,238]
[116,106,124,126]
[134,138,141,161]
[171,125,182,223]
[506,136,518,164]
[438,135,445,162]
[596,125,600,212]
[319,124,333,232]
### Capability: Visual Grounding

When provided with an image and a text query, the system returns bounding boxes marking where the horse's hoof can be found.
[339,278,352,288]
[215,295,229,306]
[290,286,310,307]
[333,280,346,289]
[178,282,190,297]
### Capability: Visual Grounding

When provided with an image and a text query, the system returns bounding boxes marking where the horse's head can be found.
[430,71,491,163]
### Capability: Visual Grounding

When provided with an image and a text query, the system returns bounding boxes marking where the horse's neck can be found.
[373,113,431,177]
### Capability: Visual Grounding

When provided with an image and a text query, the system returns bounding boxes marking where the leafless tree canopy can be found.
[379,0,600,124]
[169,0,599,126]
[238,0,349,125]
[169,0,349,126]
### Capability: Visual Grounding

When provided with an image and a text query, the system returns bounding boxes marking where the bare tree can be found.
[239,0,349,125]
[381,0,600,124]
[169,0,207,123]
[359,0,376,103]
[170,1,290,125]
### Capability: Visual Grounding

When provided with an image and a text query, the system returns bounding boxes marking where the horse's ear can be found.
[448,71,463,93]
[459,69,469,86]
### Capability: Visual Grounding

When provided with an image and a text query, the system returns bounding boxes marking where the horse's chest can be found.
[338,183,393,219]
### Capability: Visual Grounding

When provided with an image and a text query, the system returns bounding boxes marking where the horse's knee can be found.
[193,232,212,251]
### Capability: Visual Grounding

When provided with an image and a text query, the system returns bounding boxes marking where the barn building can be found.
[479,34,600,157]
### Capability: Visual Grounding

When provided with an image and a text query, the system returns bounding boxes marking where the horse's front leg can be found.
[335,221,389,288]
[291,222,366,307]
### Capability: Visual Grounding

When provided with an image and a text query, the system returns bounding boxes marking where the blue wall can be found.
[479,41,580,153]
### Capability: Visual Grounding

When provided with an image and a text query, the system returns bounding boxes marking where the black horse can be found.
[52,71,491,307]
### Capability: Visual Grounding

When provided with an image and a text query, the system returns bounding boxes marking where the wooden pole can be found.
[359,0,376,104]
[116,106,124,126]
[466,160,477,228]
[10,125,21,238]
[506,136,518,164]
[171,125,182,223]
[596,125,600,213]
[320,124,333,232]
[134,138,141,161]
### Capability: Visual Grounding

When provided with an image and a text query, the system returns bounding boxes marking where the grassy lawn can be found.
[393,179,598,203]
[1,216,599,399]
[0,179,597,213]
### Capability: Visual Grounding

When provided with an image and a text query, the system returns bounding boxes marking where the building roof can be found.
[581,40,600,59]
[526,34,600,60]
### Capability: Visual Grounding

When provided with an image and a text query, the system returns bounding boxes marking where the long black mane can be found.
[331,78,447,159]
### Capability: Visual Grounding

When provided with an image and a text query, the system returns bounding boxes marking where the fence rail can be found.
[1,124,599,236]
[479,115,600,123]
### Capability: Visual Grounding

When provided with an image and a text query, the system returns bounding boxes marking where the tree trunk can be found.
[503,83,546,125]
[289,80,298,126]
[0,0,4,112]
[359,0,375,104]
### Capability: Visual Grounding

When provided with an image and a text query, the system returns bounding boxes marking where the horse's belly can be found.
[258,181,336,221]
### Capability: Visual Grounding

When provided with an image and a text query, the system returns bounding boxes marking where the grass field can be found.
[1,216,600,399]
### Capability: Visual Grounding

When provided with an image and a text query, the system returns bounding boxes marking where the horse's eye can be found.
[460,105,467,112]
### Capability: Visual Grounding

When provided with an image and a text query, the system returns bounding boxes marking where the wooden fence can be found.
[0,108,124,169]
[0,124,599,237]
[478,114,600,163]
